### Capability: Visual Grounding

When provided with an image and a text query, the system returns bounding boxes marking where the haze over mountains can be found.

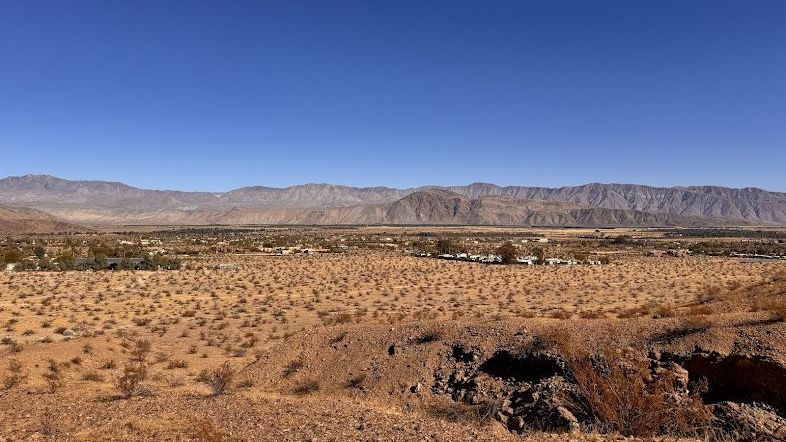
[1,174,785,228]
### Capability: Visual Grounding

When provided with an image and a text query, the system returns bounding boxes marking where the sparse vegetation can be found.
[0,227,784,439]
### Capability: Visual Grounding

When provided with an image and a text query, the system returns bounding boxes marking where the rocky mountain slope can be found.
[0,204,85,234]
[447,183,786,224]
[0,175,783,226]
[14,190,729,227]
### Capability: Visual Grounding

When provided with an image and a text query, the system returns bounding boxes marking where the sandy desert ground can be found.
[1,228,785,440]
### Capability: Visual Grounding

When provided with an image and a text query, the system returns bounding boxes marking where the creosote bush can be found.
[42,359,64,393]
[115,340,151,398]
[116,362,147,398]
[293,378,320,396]
[3,359,26,390]
[196,361,235,395]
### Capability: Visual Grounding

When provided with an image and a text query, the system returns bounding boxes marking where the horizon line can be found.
[1,173,782,194]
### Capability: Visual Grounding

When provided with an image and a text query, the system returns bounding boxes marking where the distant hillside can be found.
[446,183,786,224]
[21,190,733,227]
[0,204,85,234]
[0,175,783,226]
[358,190,726,227]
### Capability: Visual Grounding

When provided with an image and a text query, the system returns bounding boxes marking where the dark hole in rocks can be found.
[452,345,477,363]
[682,354,786,415]
[479,351,565,383]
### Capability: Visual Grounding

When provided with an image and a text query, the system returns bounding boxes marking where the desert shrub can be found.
[549,309,572,320]
[532,327,582,355]
[116,362,147,398]
[81,371,105,382]
[40,408,57,436]
[236,378,253,389]
[696,285,720,304]
[755,297,786,322]
[617,305,651,319]
[687,305,714,316]
[133,317,151,326]
[426,400,501,425]
[42,359,64,393]
[166,359,189,369]
[578,310,603,319]
[196,361,235,395]
[653,304,677,318]
[564,350,711,438]
[329,331,348,344]
[345,373,367,390]
[2,359,26,390]
[323,312,353,326]
[678,315,711,332]
[282,359,304,378]
[416,328,444,344]
[293,378,320,396]
[129,339,152,363]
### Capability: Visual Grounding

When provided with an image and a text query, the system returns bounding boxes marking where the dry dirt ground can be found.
[1,251,785,440]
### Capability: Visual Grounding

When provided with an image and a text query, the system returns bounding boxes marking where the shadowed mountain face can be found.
[0,175,784,226]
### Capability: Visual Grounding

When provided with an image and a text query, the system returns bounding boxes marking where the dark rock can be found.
[451,344,478,363]
[509,416,526,431]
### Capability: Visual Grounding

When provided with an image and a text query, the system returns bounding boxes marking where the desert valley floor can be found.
[1,227,785,440]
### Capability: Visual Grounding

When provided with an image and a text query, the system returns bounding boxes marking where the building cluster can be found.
[259,246,332,255]
[414,252,603,265]
[646,249,692,257]
[729,252,786,260]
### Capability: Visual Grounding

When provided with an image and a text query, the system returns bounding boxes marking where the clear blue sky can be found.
[1,1,784,191]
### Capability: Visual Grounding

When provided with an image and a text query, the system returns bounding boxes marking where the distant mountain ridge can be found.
[0,174,784,226]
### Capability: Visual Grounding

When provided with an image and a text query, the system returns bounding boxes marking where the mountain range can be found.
[0,174,784,228]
